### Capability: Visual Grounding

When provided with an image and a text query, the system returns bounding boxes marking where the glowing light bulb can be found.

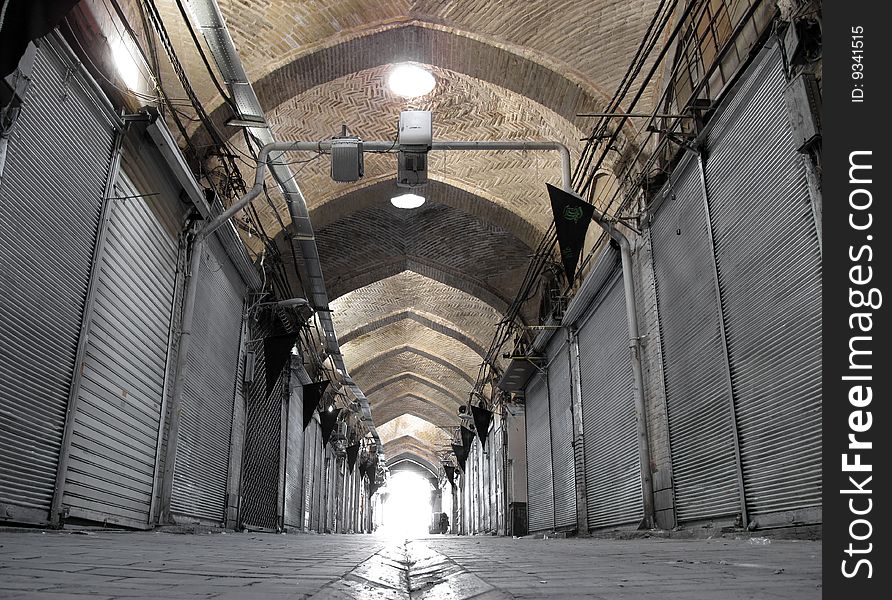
[390,193,425,209]
[387,64,436,98]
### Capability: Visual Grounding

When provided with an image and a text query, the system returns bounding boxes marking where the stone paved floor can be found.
[0,530,821,599]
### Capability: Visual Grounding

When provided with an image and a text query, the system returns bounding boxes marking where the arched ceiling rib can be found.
[341,318,485,381]
[373,396,456,429]
[351,347,474,386]
[377,414,450,447]
[331,271,504,350]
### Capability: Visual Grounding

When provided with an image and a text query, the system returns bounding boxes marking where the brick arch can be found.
[311,178,541,251]
[387,455,439,481]
[372,395,456,429]
[352,350,473,401]
[366,373,464,406]
[329,258,512,317]
[340,317,483,382]
[351,346,475,386]
[195,22,621,155]
[342,311,487,360]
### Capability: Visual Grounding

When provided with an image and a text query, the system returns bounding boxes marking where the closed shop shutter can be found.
[61,172,178,528]
[0,43,116,524]
[578,274,643,529]
[546,338,576,529]
[650,157,742,523]
[283,365,306,529]
[240,318,286,530]
[303,420,318,530]
[704,46,822,519]
[170,238,245,522]
[524,374,553,532]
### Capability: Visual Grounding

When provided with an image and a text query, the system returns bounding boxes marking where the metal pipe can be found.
[198,139,573,240]
[159,236,204,523]
[590,207,656,529]
[576,112,694,119]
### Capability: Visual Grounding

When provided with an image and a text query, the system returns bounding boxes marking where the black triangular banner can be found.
[444,465,455,486]
[263,333,298,396]
[470,405,493,450]
[346,444,360,471]
[302,380,329,429]
[547,183,595,284]
[452,442,467,472]
[460,425,475,455]
[320,407,341,446]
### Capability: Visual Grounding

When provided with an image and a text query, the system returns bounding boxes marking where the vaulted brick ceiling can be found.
[133,0,664,471]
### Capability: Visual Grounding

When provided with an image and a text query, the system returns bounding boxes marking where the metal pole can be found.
[198,139,574,240]
[159,235,205,524]
[568,329,590,534]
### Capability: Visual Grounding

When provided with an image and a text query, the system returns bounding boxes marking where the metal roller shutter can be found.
[651,157,742,523]
[0,43,115,524]
[703,47,822,519]
[240,318,286,530]
[578,274,643,529]
[546,338,576,529]
[524,374,554,532]
[303,421,318,530]
[170,238,245,522]
[61,173,179,528]
[283,365,306,529]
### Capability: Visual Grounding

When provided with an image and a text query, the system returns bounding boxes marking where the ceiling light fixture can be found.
[387,64,436,98]
[390,193,425,209]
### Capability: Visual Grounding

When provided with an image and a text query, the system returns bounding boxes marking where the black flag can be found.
[301,380,329,428]
[1,1,81,78]
[263,333,298,396]
[547,183,595,284]
[444,465,456,486]
[452,442,467,472]
[470,405,493,450]
[320,407,341,446]
[346,444,360,471]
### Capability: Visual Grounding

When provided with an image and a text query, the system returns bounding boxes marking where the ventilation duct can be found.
[181,0,379,442]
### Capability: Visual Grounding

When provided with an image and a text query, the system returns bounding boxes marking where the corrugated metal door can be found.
[61,173,178,527]
[704,47,822,519]
[303,421,317,530]
[283,365,306,529]
[0,44,115,523]
[524,374,553,532]
[240,319,285,530]
[650,157,742,523]
[546,338,576,530]
[170,238,245,522]
[577,274,643,529]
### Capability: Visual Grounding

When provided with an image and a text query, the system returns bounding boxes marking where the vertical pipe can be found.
[696,152,748,527]
[51,126,125,527]
[159,236,205,524]
[618,240,656,529]
[568,330,590,534]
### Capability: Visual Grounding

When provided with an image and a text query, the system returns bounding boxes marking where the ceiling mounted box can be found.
[331,138,364,182]
[398,110,432,147]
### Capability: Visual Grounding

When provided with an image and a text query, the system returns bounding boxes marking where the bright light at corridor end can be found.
[379,471,432,538]
[387,64,436,98]
[390,193,425,209]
